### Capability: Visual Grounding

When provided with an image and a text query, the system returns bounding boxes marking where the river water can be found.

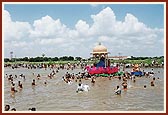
[3,67,165,112]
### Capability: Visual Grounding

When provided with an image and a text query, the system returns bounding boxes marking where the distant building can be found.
[90,42,109,57]
[109,56,131,60]
[90,42,110,67]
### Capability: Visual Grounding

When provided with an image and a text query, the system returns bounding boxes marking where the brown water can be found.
[3,67,164,112]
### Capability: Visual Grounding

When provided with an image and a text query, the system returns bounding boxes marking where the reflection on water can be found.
[4,67,164,111]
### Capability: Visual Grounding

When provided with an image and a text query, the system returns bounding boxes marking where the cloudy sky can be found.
[3,3,164,58]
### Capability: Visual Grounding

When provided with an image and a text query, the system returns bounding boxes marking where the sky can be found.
[3,3,165,58]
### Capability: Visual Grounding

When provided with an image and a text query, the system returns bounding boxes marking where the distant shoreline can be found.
[4,60,164,69]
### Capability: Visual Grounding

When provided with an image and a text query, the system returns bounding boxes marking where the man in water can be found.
[151,80,155,86]
[91,77,96,84]
[32,79,36,86]
[76,83,84,93]
[28,108,36,111]
[122,81,127,90]
[18,81,23,90]
[83,84,90,92]
[114,86,121,95]
[5,105,10,111]
[11,108,16,111]
[11,83,17,97]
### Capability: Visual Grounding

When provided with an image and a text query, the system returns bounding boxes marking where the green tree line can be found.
[4,56,82,62]
[4,56,164,64]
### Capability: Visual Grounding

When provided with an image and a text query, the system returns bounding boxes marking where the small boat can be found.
[131,71,142,76]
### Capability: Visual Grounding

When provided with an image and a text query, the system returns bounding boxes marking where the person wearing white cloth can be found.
[76,83,84,93]
[76,83,90,93]
[114,85,121,95]
[82,84,90,91]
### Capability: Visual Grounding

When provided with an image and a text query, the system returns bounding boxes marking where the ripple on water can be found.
[4,67,164,111]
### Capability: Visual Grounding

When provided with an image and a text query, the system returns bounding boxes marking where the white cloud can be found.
[90,7,116,36]
[3,10,11,22]
[75,20,90,37]
[30,15,68,39]
[98,36,111,42]
[4,10,31,42]
[3,7,164,58]
[39,38,65,45]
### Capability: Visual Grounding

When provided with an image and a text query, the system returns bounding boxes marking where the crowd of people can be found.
[4,62,161,111]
